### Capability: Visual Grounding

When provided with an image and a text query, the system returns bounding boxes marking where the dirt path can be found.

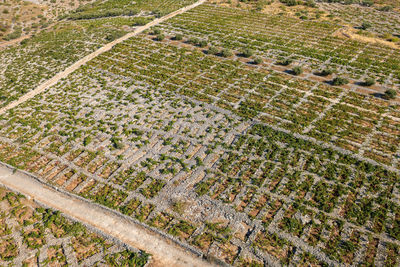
[0,164,213,267]
[0,0,206,116]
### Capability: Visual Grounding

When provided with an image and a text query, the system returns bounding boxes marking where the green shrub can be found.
[187,37,199,45]
[152,28,161,35]
[277,58,292,66]
[363,77,375,86]
[292,66,303,75]
[253,57,263,65]
[155,34,165,41]
[173,34,183,41]
[220,48,233,57]
[207,46,219,55]
[280,0,297,6]
[378,5,393,12]
[318,68,333,76]
[198,40,208,48]
[361,21,372,30]
[332,77,349,86]
[361,0,373,7]
[384,89,397,100]
[241,48,254,58]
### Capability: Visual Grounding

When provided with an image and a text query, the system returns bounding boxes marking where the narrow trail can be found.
[0,0,206,116]
[0,164,213,267]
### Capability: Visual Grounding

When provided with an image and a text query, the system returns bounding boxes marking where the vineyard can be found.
[0,0,399,266]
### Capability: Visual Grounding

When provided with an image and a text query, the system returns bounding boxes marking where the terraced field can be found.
[0,0,399,266]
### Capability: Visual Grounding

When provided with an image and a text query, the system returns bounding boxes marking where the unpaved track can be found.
[0,0,206,115]
[0,165,213,267]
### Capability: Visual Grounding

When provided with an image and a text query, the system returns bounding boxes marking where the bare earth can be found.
[0,164,213,267]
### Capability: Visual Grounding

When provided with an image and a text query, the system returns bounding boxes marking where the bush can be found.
[131,17,149,26]
[292,66,303,75]
[384,89,397,100]
[361,21,372,30]
[154,34,165,41]
[318,68,333,76]
[378,5,393,12]
[220,48,233,57]
[207,46,219,55]
[172,34,183,41]
[363,77,375,86]
[105,31,124,42]
[241,48,254,58]
[152,28,161,35]
[198,40,208,48]
[277,58,292,66]
[305,0,316,7]
[83,136,92,146]
[152,9,165,18]
[332,77,349,86]
[280,0,297,6]
[361,0,373,7]
[253,57,263,65]
[187,37,199,45]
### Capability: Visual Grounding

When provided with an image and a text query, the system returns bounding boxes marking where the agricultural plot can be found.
[68,0,197,20]
[319,2,400,36]
[0,0,97,42]
[160,3,400,86]
[0,0,198,109]
[0,186,149,266]
[0,51,398,265]
[70,31,400,168]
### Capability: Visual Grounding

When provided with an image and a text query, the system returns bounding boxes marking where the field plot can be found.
[72,30,400,168]
[0,0,197,109]
[160,3,400,86]
[0,186,149,266]
[68,0,198,19]
[0,55,398,265]
[0,0,98,42]
[319,2,400,36]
